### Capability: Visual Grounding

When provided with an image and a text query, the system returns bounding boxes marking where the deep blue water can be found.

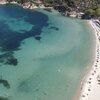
[0,4,49,51]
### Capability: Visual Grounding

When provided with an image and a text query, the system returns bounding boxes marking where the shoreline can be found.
[0,1,100,100]
[75,20,100,100]
[73,20,97,100]
[0,1,40,9]
[0,0,53,10]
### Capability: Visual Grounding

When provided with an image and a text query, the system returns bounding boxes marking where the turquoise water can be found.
[0,4,95,100]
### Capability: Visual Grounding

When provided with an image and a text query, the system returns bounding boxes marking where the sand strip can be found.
[78,19,100,100]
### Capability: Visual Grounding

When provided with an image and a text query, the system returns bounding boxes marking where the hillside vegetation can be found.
[6,0,100,17]
[43,0,100,17]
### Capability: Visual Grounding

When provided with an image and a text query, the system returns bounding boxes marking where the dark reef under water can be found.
[0,52,18,66]
[0,4,49,51]
[0,78,10,89]
[0,96,10,100]
[0,4,50,66]
[0,4,59,66]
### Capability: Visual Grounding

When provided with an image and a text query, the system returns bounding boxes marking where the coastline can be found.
[0,1,100,100]
[0,0,53,10]
[0,1,39,9]
[75,20,100,100]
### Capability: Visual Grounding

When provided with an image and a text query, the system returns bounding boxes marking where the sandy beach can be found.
[0,1,100,99]
[77,20,100,100]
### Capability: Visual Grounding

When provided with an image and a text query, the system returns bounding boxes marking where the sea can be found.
[0,4,95,100]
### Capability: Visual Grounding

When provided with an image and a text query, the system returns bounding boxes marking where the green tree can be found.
[85,8,95,16]
[95,7,100,16]
[44,0,53,4]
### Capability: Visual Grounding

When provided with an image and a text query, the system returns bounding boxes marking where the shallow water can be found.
[0,4,95,100]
